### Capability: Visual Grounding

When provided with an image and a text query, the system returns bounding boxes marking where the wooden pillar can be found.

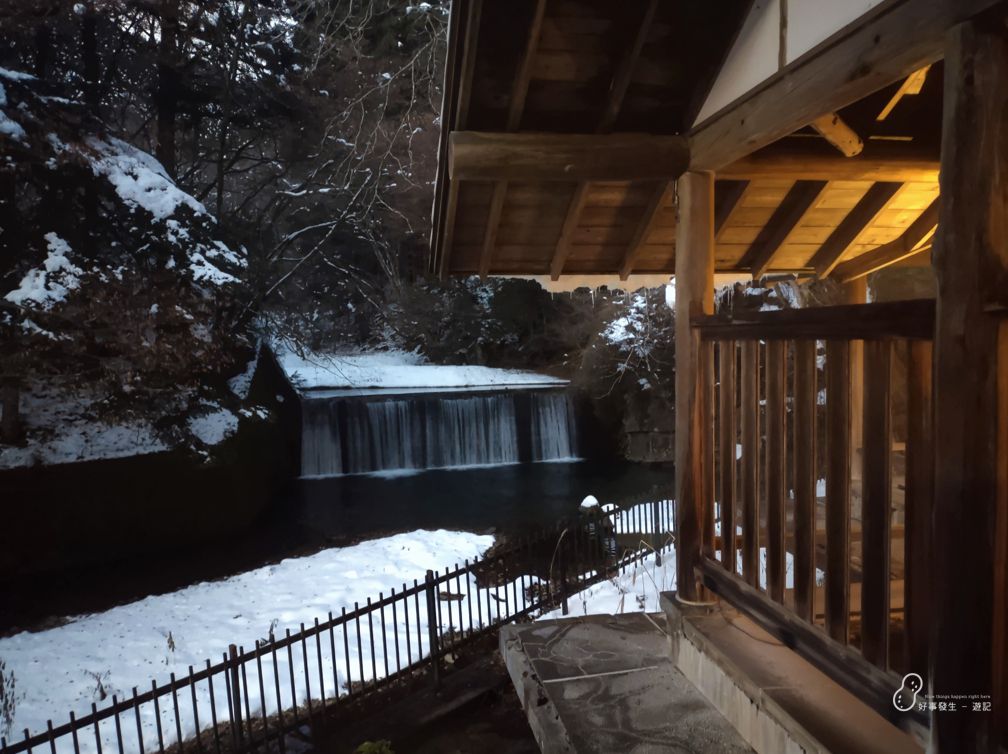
[930,11,1007,752]
[675,171,715,602]
[842,278,866,486]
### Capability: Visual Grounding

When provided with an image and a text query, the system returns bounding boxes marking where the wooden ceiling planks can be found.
[434,0,942,282]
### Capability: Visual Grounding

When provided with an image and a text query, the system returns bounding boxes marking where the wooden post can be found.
[674,171,715,602]
[930,11,1007,751]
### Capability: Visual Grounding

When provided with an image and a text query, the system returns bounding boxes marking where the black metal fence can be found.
[1,498,675,754]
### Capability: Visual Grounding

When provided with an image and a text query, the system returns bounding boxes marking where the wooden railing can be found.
[689,299,935,730]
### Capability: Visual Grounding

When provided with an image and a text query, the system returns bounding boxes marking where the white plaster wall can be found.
[787,0,886,61]
[694,0,779,125]
[693,0,887,128]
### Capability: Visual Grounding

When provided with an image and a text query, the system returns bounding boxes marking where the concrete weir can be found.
[499,613,752,753]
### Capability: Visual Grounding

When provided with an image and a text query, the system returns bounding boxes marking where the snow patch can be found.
[278,349,567,391]
[4,233,83,310]
[187,407,239,446]
[86,136,205,221]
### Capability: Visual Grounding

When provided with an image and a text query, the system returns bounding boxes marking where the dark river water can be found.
[2,460,672,634]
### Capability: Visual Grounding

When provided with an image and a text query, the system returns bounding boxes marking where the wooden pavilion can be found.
[430,1,1008,752]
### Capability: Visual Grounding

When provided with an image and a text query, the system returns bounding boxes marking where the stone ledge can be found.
[661,592,924,754]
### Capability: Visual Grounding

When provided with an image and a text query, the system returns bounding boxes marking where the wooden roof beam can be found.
[619,181,675,280]
[689,0,1001,171]
[831,197,940,283]
[811,113,864,157]
[451,132,690,182]
[808,182,903,276]
[741,180,828,279]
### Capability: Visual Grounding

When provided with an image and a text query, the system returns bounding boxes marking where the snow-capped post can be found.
[559,560,569,616]
[228,644,243,743]
[424,570,441,688]
[0,376,20,444]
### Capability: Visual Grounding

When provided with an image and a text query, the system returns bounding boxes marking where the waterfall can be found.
[300,389,578,476]
[531,391,577,461]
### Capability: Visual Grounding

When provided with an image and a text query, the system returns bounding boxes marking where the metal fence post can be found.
[424,570,441,688]
[560,559,569,616]
[653,499,662,567]
[228,644,243,744]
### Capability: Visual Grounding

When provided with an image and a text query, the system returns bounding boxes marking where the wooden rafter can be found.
[549,183,591,280]
[715,180,750,238]
[831,197,940,283]
[877,64,931,121]
[740,180,828,278]
[619,181,675,280]
[478,181,508,278]
[480,0,545,278]
[451,132,690,182]
[719,149,938,182]
[808,182,903,276]
[597,0,657,132]
[811,113,864,157]
[689,0,1002,171]
[551,0,656,280]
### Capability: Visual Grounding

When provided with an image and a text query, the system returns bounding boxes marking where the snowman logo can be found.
[893,673,924,711]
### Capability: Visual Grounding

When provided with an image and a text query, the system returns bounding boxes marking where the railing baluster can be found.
[238,652,253,750]
[315,618,326,705]
[285,631,300,727]
[342,607,353,697]
[169,674,183,749]
[299,627,314,721]
[861,339,892,668]
[741,339,760,584]
[391,592,402,673]
[254,645,269,748]
[269,640,286,752]
[327,612,339,697]
[793,338,817,622]
[111,697,125,754]
[46,721,56,754]
[719,339,737,570]
[151,680,165,753]
[365,601,377,685]
[766,339,786,602]
[905,339,933,675]
[825,339,851,643]
[206,663,222,754]
[378,595,390,680]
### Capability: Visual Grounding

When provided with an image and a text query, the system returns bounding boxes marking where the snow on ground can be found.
[278,348,567,391]
[0,382,170,469]
[538,549,676,620]
[0,530,496,753]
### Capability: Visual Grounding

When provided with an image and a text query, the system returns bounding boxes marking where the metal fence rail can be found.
[1,499,675,754]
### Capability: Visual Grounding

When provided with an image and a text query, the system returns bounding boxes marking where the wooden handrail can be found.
[691,298,935,340]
